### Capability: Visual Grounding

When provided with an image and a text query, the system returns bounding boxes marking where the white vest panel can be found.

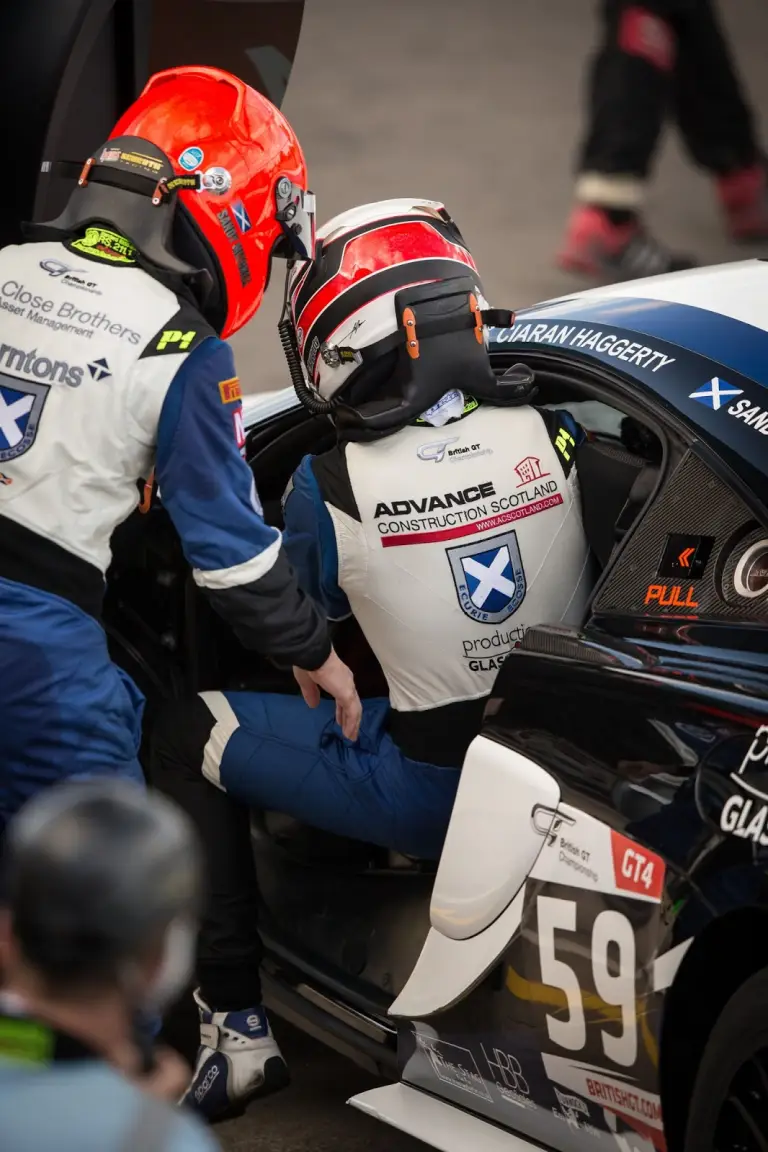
[0,242,187,573]
[330,405,592,711]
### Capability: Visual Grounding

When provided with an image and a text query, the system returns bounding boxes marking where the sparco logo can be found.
[194,1063,220,1102]
[0,343,83,388]
[374,483,495,518]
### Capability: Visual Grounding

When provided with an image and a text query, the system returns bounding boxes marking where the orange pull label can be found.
[644,583,698,609]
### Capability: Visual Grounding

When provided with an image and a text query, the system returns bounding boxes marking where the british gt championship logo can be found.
[447,529,527,623]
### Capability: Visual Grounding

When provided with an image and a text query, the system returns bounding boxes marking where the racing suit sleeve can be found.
[155,337,331,670]
[281,455,352,622]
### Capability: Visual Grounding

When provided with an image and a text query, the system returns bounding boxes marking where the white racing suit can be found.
[0,237,329,830]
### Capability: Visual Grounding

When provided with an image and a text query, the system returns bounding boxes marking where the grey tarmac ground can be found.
[221,0,768,1148]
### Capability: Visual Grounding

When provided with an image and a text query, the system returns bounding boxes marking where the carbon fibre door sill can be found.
[349,1083,539,1151]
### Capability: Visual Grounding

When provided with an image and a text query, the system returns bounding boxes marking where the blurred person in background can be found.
[559,0,768,278]
[0,778,217,1151]
[151,198,594,1121]
[0,64,360,834]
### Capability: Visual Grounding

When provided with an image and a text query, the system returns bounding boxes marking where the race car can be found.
[108,258,768,1152]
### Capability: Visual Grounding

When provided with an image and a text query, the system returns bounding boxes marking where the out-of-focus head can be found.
[0,778,203,1009]
[32,66,315,338]
[282,199,519,439]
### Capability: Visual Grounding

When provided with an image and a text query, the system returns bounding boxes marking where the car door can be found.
[383,363,768,1151]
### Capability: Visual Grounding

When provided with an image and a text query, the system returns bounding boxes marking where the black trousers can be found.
[150,699,265,1011]
[579,0,759,180]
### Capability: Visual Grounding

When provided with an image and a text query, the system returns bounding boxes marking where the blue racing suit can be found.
[0,239,329,830]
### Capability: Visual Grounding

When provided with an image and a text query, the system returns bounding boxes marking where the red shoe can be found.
[716,163,768,242]
[557,205,695,279]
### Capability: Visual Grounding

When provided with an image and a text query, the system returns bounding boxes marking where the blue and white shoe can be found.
[182,989,289,1121]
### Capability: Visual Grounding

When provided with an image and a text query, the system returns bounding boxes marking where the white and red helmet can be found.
[287,198,493,403]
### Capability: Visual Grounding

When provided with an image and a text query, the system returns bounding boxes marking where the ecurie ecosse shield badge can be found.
[447,529,527,623]
[0,378,49,462]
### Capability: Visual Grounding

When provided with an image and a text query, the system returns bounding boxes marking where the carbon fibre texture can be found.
[593,450,768,620]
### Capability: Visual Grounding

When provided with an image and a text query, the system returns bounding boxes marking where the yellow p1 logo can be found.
[555,426,576,462]
[157,329,196,351]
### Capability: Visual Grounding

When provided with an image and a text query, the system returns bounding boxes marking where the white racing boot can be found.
[182,989,289,1121]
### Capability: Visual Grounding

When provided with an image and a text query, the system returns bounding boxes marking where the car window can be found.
[542,399,624,439]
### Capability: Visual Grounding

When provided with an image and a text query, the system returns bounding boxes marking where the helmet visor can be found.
[275,176,316,261]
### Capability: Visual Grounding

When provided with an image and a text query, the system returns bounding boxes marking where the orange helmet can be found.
[108,66,316,337]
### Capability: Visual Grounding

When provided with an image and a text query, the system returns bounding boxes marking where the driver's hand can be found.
[294,648,362,742]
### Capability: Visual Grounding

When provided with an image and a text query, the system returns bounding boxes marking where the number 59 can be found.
[537,895,638,1068]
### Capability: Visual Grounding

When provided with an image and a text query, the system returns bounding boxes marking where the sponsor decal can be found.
[493,322,676,373]
[531,805,576,846]
[218,377,242,405]
[0,472,12,485]
[689,376,742,411]
[232,199,252,234]
[515,455,549,486]
[480,1043,533,1108]
[194,1062,220,1103]
[0,378,49,462]
[38,259,100,295]
[727,396,768,437]
[306,335,320,379]
[377,479,563,547]
[444,441,492,464]
[721,794,768,845]
[421,389,462,422]
[530,803,664,903]
[201,166,232,196]
[0,342,85,388]
[156,329,196,353]
[0,280,141,344]
[555,425,576,465]
[733,540,768,599]
[233,406,246,457]
[727,725,768,801]
[542,1054,663,1131]
[414,1033,493,1101]
[99,147,121,163]
[416,437,493,464]
[232,242,252,287]
[417,436,459,463]
[87,357,111,382]
[375,483,495,518]
[217,208,238,243]
[461,624,526,671]
[610,831,664,899]
[644,583,698,610]
[657,533,714,580]
[178,146,204,171]
[71,226,137,264]
[552,1085,596,1131]
[689,378,768,440]
[447,529,526,624]
[109,149,163,175]
[320,343,360,368]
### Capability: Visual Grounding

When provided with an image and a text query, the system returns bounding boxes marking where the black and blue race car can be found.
[108,259,768,1152]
